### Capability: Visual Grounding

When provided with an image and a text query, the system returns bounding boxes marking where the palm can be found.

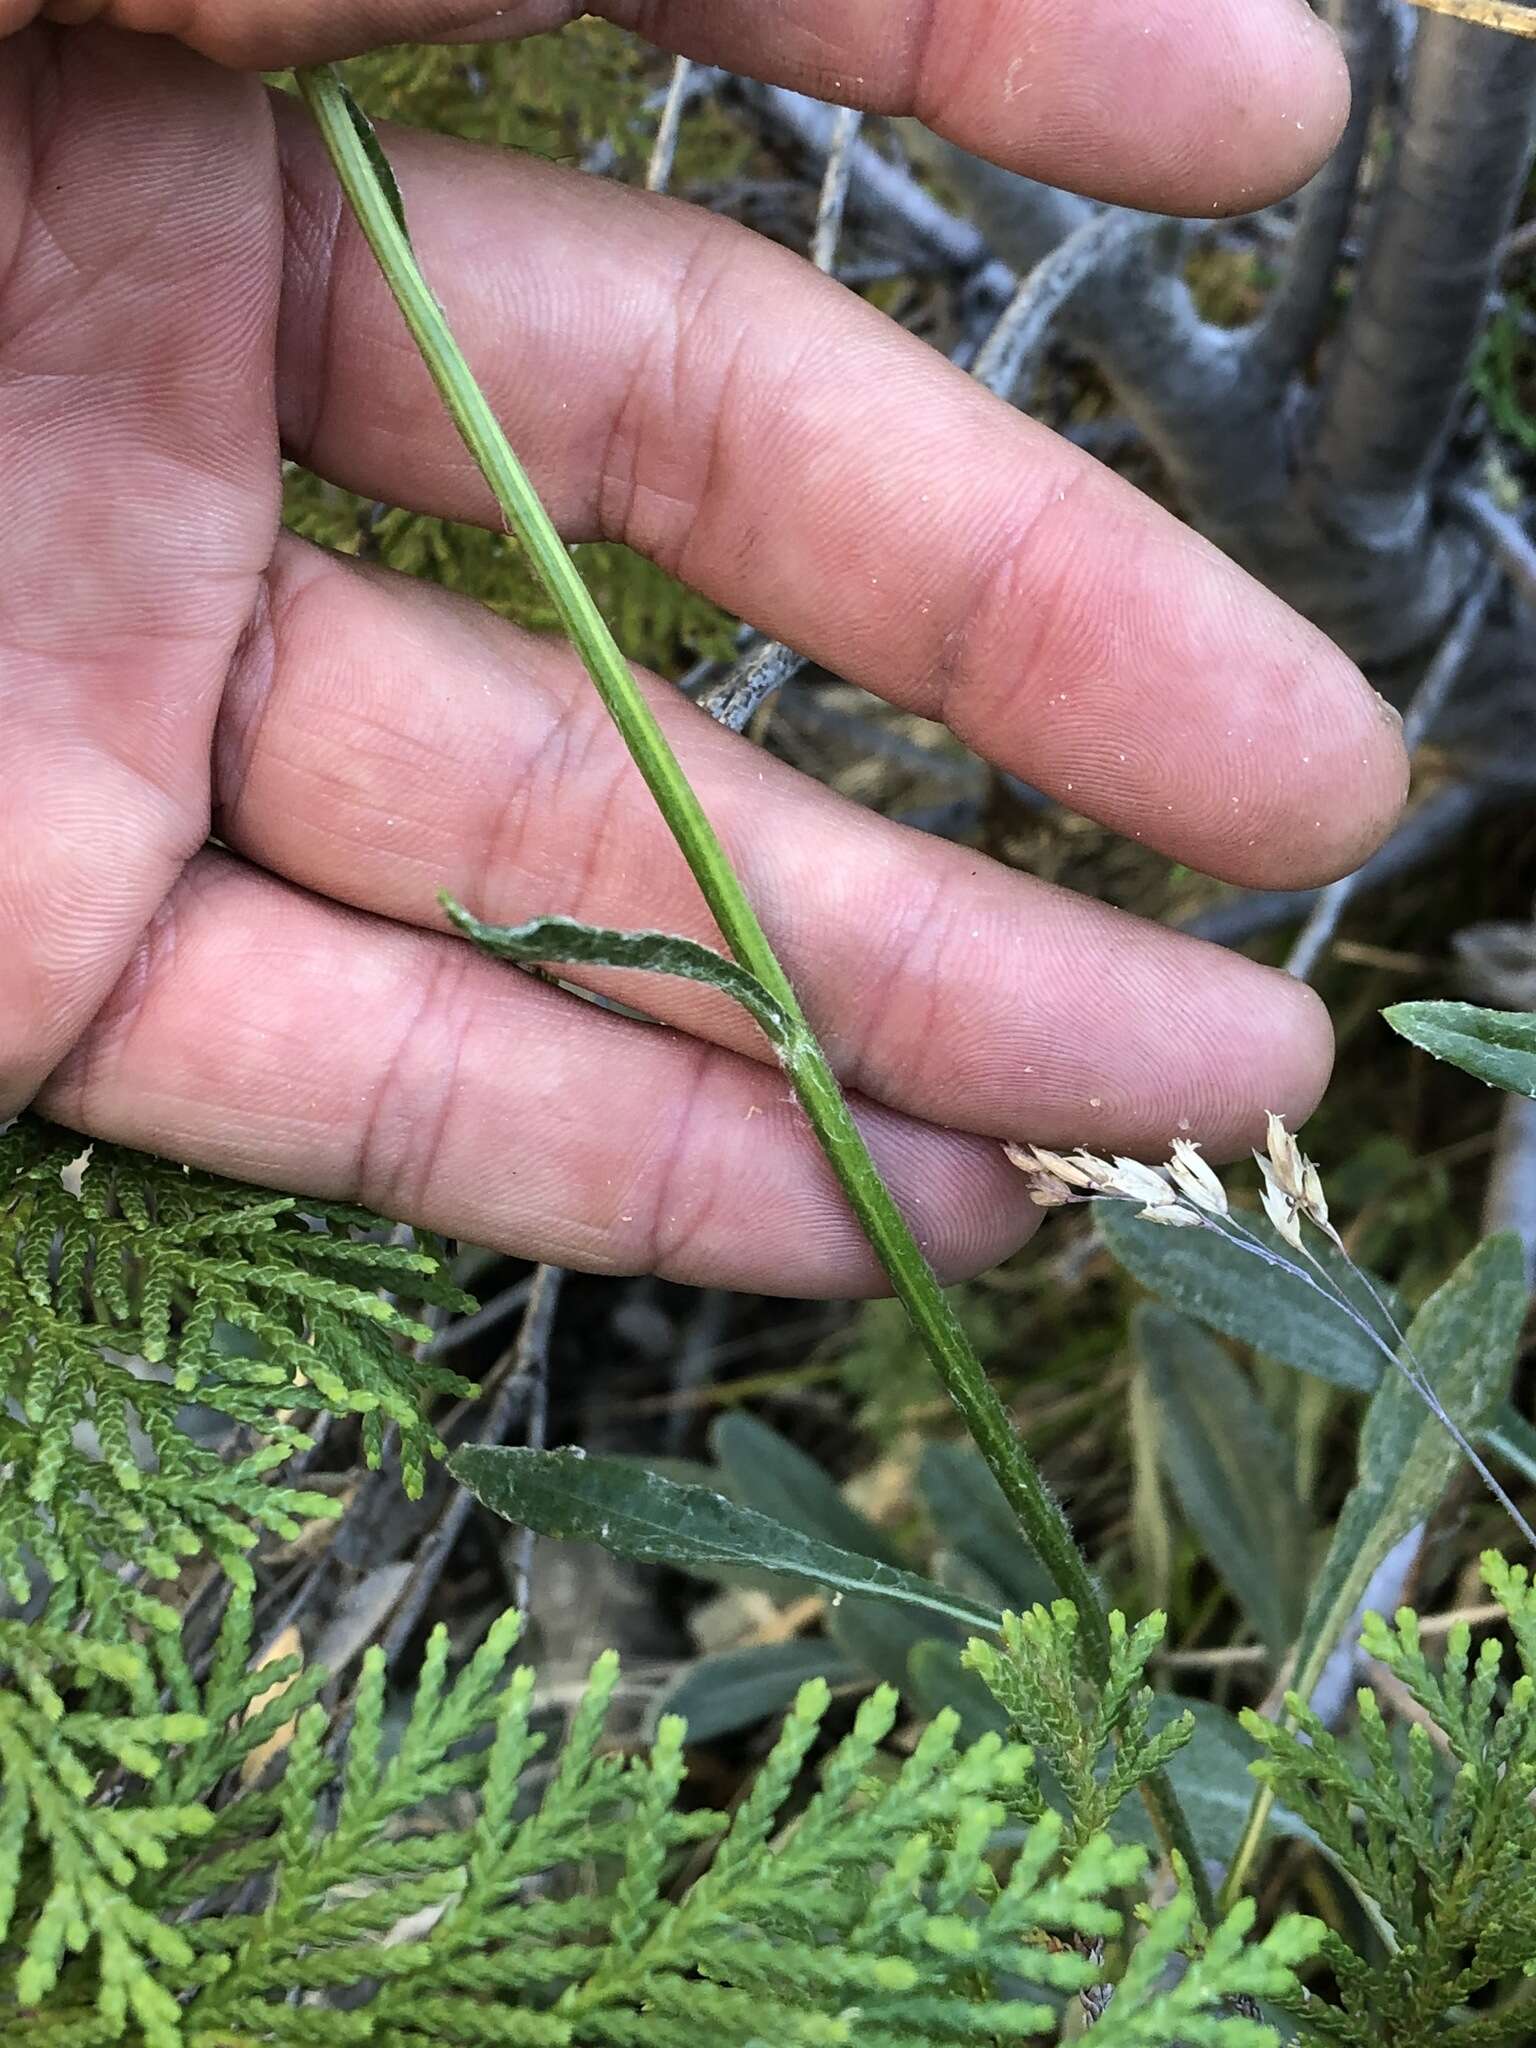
[0,20,1407,1297]
[1,35,280,1095]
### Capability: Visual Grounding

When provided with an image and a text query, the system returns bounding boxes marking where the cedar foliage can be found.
[0,1116,473,1633]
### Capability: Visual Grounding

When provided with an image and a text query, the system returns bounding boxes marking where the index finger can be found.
[9,0,1350,215]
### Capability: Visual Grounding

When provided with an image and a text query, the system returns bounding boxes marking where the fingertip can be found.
[1259,970,1336,1136]
[1248,1,1353,205]
[1145,0,1352,216]
[1238,650,1410,894]
[917,0,1354,214]
[1172,956,1335,1167]
[1161,0,1353,216]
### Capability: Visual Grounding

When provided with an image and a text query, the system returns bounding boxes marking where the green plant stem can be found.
[294,62,1216,1923]
[1220,1631,1336,1914]
[1221,1777,1278,1918]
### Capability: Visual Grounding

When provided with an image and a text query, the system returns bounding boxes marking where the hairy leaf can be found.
[450,1446,1004,1634]
[1099,1202,1393,1392]
[710,1413,905,1567]
[1136,1305,1309,1655]
[443,899,793,1045]
[1384,999,1536,1099]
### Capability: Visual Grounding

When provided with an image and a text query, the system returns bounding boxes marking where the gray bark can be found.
[889,6,1536,694]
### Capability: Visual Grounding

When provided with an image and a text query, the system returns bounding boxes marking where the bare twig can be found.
[1403,0,1536,31]
[738,83,1017,279]
[1448,483,1536,612]
[374,1267,564,1669]
[511,1264,565,1615]
[1255,0,1389,376]
[424,1274,535,1357]
[1284,564,1498,980]
[700,637,807,733]
[1311,9,1536,528]
[645,56,694,195]
[811,106,863,274]
[971,211,1137,403]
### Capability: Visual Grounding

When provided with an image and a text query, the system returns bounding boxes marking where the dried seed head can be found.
[1139,1202,1202,1228]
[1025,1145,1101,1191]
[1003,1143,1088,1208]
[1166,1139,1228,1217]
[1257,1160,1304,1250]
[1300,1157,1333,1235]
[1264,1111,1306,1202]
[1100,1156,1179,1207]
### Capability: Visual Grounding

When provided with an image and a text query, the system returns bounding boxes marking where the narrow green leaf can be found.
[442,898,793,1047]
[1288,1233,1526,1701]
[333,73,411,244]
[710,1415,904,1567]
[648,1642,863,1745]
[1135,1306,1309,1656]
[1384,1000,1536,1099]
[1099,1202,1395,1392]
[917,1444,1055,1611]
[450,1446,1003,1636]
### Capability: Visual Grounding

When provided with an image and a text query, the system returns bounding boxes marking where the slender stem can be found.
[811,106,862,275]
[644,56,693,195]
[291,67,1231,1903]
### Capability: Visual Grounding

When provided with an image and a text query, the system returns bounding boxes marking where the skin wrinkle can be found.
[212,559,284,845]
[828,860,954,1102]
[60,870,188,1136]
[899,0,946,119]
[634,1030,728,1277]
[594,215,751,577]
[350,935,476,1220]
[929,461,1099,754]
[273,125,345,466]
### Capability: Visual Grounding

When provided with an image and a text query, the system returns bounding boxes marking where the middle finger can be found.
[274,101,1407,893]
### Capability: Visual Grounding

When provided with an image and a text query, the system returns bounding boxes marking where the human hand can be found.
[0,5,1406,1296]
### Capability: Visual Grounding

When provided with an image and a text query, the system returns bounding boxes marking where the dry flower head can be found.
[1006,1115,1328,1243]
[1004,1115,1536,1558]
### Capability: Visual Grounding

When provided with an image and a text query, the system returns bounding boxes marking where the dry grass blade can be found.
[1403,0,1536,31]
